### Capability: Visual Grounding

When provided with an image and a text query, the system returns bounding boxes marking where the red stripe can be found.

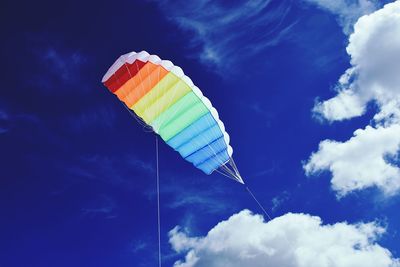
[103,60,146,92]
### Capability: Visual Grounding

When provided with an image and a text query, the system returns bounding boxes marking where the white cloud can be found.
[305,1,400,197]
[313,1,400,122]
[169,209,399,267]
[305,125,400,197]
[154,0,296,70]
[303,0,377,34]
[313,86,366,121]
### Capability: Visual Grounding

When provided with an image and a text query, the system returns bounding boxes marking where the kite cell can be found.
[102,51,243,183]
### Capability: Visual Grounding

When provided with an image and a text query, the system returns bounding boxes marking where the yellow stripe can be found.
[138,78,191,123]
[132,72,180,117]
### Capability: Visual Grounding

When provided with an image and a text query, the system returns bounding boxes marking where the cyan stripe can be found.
[197,150,230,174]
[185,137,227,166]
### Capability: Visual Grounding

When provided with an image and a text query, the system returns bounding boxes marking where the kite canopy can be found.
[102,51,243,183]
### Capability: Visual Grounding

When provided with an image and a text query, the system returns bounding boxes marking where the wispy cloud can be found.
[81,194,117,219]
[154,0,296,72]
[145,173,239,216]
[130,240,148,254]
[271,190,290,212]
[65,154,155,189]
[167,193,228,214]
[164,181,234,214]
[21,33,91,95]
[43,152,156,196]
[0,110,10,134]
[1,32,111,141]
[253,160,282,177]
[65,107,116,133]
[248,102,275,128]
[0,107,40,135]
[302,0,378,34]
[42,48,86,82]
[31,48,88,93]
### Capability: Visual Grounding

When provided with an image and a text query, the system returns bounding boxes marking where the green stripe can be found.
[159,99,209,141]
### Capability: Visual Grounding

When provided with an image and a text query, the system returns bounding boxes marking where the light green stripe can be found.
[151,92,201,131]
[159,100,209,141]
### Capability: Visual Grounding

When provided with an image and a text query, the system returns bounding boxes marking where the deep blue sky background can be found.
[1,0,399,266]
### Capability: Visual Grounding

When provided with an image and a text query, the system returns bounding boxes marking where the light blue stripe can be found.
[167,113,217,149]
[178,124,223,158]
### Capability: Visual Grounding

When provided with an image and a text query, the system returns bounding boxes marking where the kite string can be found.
[156,136,161,267]
[245,186,273,221]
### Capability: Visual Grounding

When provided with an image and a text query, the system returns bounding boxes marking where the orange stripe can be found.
[116,63,169,107]
[114,62,156,102]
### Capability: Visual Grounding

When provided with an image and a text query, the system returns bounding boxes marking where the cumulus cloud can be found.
[154,0,296,70]
[305,125,400,197]
[169,209,399,267]
[303,0,377,34]
[305,1,400,197]
[313,1,400,122]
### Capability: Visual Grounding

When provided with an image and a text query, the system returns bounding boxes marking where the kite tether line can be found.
[245,186,273,221]
[153,136,272,267]
[155,136,161,267]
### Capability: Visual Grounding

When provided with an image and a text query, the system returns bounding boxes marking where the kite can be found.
[102,51,243,184]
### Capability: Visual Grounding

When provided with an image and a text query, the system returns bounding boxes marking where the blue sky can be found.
[1,0,400,266]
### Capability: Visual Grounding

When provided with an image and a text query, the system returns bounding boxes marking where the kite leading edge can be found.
[101,51,244,184]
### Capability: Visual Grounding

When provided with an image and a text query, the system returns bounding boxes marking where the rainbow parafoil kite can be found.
[102,51,243,183]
